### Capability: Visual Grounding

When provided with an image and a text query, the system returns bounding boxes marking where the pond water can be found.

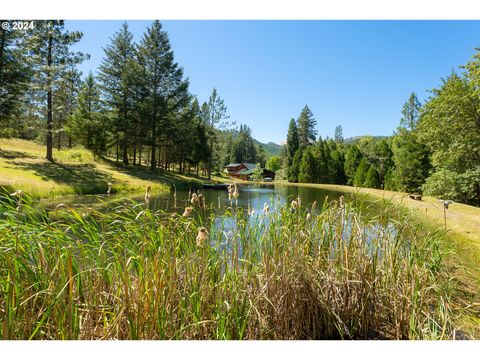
[44,183,346,215]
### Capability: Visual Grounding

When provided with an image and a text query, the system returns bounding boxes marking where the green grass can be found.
[0,192,459,339]
[0,138,225,199]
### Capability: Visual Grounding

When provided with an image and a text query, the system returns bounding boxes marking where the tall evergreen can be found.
[98,22,136,165]
[27,20,87,161]
[66,72,107,155]
[137,20,189,170]
[202,88,230,179]
[286,118,299,180]
[334,125,344,144]
[0,25,30,132]
[392,93,430,193]
[297,105,317,149]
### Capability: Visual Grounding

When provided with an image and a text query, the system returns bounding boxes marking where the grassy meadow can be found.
[0,138,220,199]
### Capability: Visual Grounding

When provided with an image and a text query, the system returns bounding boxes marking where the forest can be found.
[1,20,479,205]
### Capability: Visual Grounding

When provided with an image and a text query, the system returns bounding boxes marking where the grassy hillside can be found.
[0,138,222,198]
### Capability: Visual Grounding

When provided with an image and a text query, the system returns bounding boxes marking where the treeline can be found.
[0,20,266,178]
[281,57,480,206]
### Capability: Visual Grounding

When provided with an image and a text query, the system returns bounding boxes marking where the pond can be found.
[45,183,345,215]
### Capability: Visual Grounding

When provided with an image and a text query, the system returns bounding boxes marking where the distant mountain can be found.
[255,140,283,157]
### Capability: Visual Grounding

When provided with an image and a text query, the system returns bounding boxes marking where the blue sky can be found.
[66,20,480,144]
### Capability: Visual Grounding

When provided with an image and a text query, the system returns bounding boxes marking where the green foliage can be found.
[65,73,109,155]
[298,147,318,183]
[297,105,317,149]
[0,26,30,129]
[334,125,344,143]
[286,118,299,169]
[418,71,480,205]
[266,156,281,172]
[364,165,380,189]
[289,149,303,183]
[353,158,369,187]
[26,20,88,161]
[344,145,362,185]
[392,93,430,193]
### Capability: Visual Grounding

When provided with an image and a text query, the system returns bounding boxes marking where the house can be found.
[224,162,275,181]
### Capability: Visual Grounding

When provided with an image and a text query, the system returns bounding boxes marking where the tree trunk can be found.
[133,142,136,165]
[57,120,62,151]
[150,119,156,170]
[115,135,119,163]
[46,34,54,162]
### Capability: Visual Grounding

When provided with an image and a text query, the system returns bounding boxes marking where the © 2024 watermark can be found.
[1,20,35,31]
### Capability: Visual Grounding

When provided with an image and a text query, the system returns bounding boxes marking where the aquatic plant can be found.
[0,192,459,339]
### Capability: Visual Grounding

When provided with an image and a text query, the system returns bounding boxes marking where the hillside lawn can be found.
[0,138,227,198]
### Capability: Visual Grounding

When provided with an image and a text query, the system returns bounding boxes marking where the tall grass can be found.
[0,191,456,339]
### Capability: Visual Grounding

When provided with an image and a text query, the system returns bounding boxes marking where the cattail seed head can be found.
[10,190,23,197]
[191,193,198,205]
[183,206,193,217]
[198,194,205,209]
[339,196,345,209]
[263,203,269,214]
[196,227,209,246]
[291,199,298,210]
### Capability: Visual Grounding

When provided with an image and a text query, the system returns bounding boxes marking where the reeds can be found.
[0,190,457,339]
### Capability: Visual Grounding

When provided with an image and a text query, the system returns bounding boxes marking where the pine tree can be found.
[297,105,317,149]
[392,93,430,193]
[298,146,318,183]
[27,20,87,161]
[0,25,30,133]
[137,20,189,170]
[98,22,136,165]
[202,88,230,179]
[289,149,303,183]
[66,72,108,155]
[285,119,299,168]
[334,125,344,144]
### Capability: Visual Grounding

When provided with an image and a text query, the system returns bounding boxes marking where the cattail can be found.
[263,203,269,214]
[291,199,298,210]
[107,182,112,197]
[55,203,66,210]
[198,194,205,210]
[297,195,302,208]
[339,195,345,209]
[306,212,311,221]
[233,183,239,199]
[182,206,193,217]
[10,189,23,211]
[196,227,209,246]
[145,185,152,206]
[10,189,23,198]
[191,193,198,205]
[312,200,317,211]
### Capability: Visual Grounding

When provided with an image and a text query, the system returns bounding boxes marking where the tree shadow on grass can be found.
[0,149,36,159]
[11,161,114,194]
[99,157,205,190]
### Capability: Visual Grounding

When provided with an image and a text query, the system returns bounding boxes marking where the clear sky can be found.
[65,20,480,144]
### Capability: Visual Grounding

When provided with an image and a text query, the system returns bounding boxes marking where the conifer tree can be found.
[98,22,136,165]
[297,105,317,149]
[27,20,87,161]
[137,20,189,170]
